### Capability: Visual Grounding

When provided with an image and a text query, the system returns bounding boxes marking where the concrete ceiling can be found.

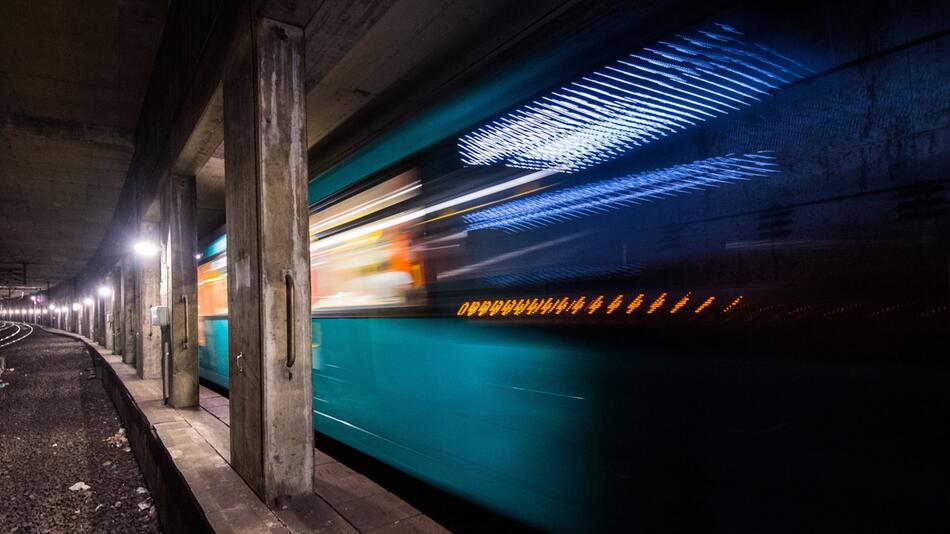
[0,0,590,291]
[0,0,167,295]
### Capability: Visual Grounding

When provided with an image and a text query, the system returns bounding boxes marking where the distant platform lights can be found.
[457,23,809,173]
[464,152,778,232]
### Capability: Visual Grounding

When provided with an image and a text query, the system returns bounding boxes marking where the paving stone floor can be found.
[0,329,161,533]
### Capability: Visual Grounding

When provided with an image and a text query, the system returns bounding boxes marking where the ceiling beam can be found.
[0,112,134,150]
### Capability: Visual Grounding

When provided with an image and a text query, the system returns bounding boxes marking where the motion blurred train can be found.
[197,3,950,531]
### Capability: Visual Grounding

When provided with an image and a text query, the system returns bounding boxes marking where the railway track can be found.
[0,321,34,350]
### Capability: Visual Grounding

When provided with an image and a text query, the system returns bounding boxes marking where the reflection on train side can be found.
[309,169,426,311]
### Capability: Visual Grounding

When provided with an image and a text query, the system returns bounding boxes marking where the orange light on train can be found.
[467,301,480,317]
[569,296,586,314]
[606,295,623,314]
[723,296,743,312]
[669,293,691,314]
[694,296,715,313]
[513,299,529,316]
[626,294,645,314]
[527,299,542,315]
[587,295,604,314]
[646,293,667,314]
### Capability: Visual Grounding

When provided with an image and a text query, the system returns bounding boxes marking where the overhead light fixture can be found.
[83,297,94,306]
[464,152,778,232]
[458,23,809,173]
[133,240,161,257]
[98,286,112,297]
[72,302,82,311]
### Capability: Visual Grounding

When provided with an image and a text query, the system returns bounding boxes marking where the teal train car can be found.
[198,5,950,532]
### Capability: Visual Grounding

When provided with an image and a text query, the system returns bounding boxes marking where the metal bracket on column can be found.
[180,294,190,350]
[284,270,294,380]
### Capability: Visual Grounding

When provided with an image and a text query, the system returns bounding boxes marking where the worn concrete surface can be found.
[0,329,160,532]
[0,0,167,288]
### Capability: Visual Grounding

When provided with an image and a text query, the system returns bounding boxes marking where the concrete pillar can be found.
[69,285,78,333]
[104,275,115,351]
[89,296,96,341]
[94,289,102,345]
[81,302,87,336]
[223,15,313,505]
[122,257,137,364]
[163,175,199,408]
[86,298,94,340]
[114,264,124,356]
[136,220,163,379]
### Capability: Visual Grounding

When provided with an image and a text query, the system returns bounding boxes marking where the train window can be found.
[197,255,228,317]
[309,169,426,312]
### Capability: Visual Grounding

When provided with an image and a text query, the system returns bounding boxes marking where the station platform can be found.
[45,328,451,534]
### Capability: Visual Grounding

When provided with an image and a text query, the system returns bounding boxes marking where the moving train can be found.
[197,4,950,532]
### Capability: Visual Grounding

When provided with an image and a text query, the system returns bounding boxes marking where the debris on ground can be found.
[69,482,91,491]
[135,486,149,494]
[104,428,128,448]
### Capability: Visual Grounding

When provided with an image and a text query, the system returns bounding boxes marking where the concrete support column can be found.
[94,289,103,345]
[163,175,199,408]
[104,275,115,351]
[114,264,125,356]
[136,221,163,379]
[69,286,78,333]
[223,15,313,505]
[86,298,94,340]
[82,302,89,337]
[122,259,136,364]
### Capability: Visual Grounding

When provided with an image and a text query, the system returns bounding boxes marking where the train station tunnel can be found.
[1,0,948,532]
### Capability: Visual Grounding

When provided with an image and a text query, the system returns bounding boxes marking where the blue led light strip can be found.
[458,24,808,172]
[463,151,778,232]
[486,263,644,287]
